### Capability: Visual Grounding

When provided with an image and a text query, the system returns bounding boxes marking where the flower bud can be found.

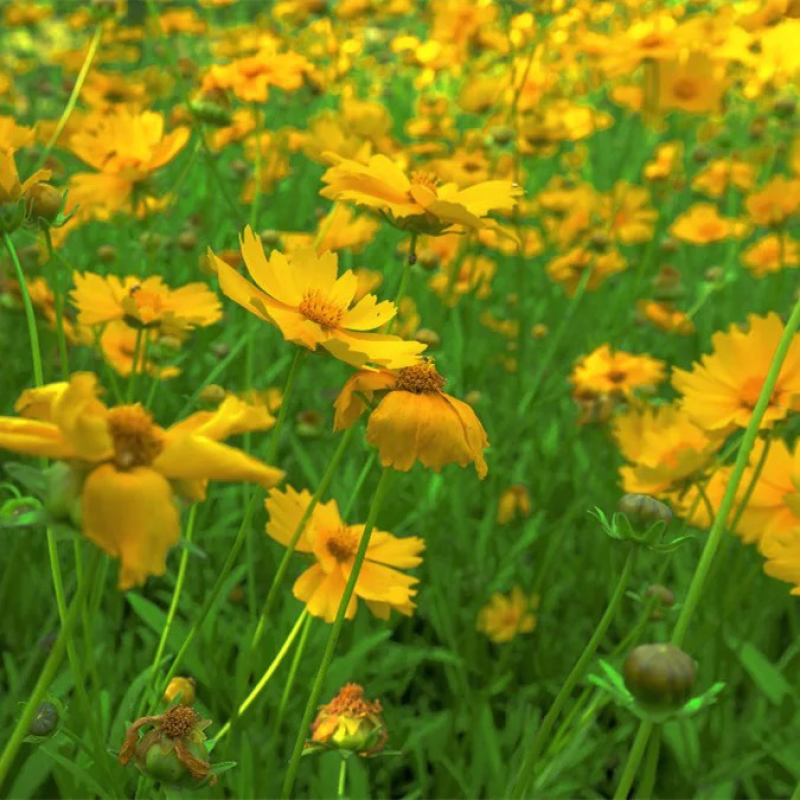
[490,125,515,146]
[28,701,59,737]
[163,676,196,706]
[644,584,675,620]
[97,245,117,264]
[199,384,226,404]
[618,494,673,526]
[309,684,387,756]
[295,409,324,438]
[414,328,440,347]
[260,229,281,247]
[464,390,482,406]
[623,643,697,712]
[176,230,198,251]
[25,183,64,223]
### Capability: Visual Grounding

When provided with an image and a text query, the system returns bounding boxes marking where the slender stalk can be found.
[275,612,313,732]
[613,720,654,800]
[146,491,260,716]
[266,348,305,464]
[282,468,395,798]
[510,546,637,798]
[37,25,103,169]
[211,609,308,745]
[43,228,69,380]
[337,757,348,798]
[136,506,198,719]
[0,550,100,792]
[4,232,44,386]
[637,726,662,799]
[386,233,417,334]
[126,327,145,402]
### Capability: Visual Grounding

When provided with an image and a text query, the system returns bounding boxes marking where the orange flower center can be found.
[672,77,698,100]
[298,290,345,329]
[395,361,446,394]
[325,526,360,562]
[739,375,768,409]
[321,683,382,718]
[698,220,724,239]
[161,706,198,739]
[107,405,164,469]
[410,170,440,192]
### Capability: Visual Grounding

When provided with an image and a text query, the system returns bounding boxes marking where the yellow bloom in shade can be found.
[207,226,426,369]
[309,683,387,756]
[745,176,800,227]
[100,320,181,379]
[669,203,747,244]
[741,234,799,277]
[71,273,222,332]
[0,374,283,588]
[672,312,800,431]
[333,361,489,478]
[496,484,532,525]
[265,486,424,622]
[319,152,522,237]
[657,52,728,114]
[477,587,538,644]
[762,529,800,596]
[571,345,667,399]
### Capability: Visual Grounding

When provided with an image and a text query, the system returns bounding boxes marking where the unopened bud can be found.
[25,183,64,223]
[623,643,696,712]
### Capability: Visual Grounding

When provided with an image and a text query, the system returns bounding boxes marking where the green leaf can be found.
[730,640,790,705]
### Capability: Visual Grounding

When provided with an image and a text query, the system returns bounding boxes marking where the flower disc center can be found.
[325,526,360,562]
[107,405,164,469]
[298,290,345,329]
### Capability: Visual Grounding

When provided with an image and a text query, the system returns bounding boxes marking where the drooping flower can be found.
[0,148,52,232]
[319,152,522,237]
[0,374,283,588]
[496,484,532,525]
[672,312,800,430]
[333,360,489,478]
[265,485,424,622]
[71,273,222,333]
[477,587,538,643]
[308,684,387,756]
[206,226,426,369]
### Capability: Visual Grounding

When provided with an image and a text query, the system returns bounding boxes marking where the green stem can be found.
[211,608,308,745]
[386,233,417,334]
[511,546,637,798]
[281,468,395,798]
[613,720,654,800]
[0,549,100,792]
[146,491,261,716]
[266,348,305,464]
[43,228,69,380]
[126,327,145,403]
[337,757,348,798]
[275,612,313,732]
[638,726,661,799]
[37,25,103,169]
[672,296,800,647]
[4,231,44,386]
[136,506,198,719]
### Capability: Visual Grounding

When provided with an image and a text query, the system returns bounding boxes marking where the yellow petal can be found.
[264,485,316,553]
[341,293,397,331]
[322,330,426,369]
[0,417,75,459]
[52,373,112,461]
[81,463,181,590]
[241,226,302,306]
[212,248,276,323]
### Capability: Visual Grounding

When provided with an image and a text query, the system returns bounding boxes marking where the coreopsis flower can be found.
[308,684,387,755]
[612,402,722,497]
[691,159,755,198]
[571,345,667,400]
[643,141,683,182]
[0,148,52,232]
[741,234,799,277]
[428,254,496,305]
[669,203,747,244]
[636,300,694,335]
[496,484,532,525]
[672,312,800,431]
[603,183,658,245]
[745,176,800,227]
[66,109,189,218]
[279,204,379,256]
[477,587,538,644]
[333,360,489,478]
[319,153,522,237]
[206,226,425,369]
[71,273,222,333]
[657,52,728,114]
[100,320,181,379]
[546,246,627,297]
[119,706,215,786]
[762,529,800,596]
[0,373,283,588]
[0,117,36,149]
[265,486,424,622]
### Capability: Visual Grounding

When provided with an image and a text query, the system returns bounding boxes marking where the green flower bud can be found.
[618,494,673,526]
[28,701,59,737]
[623,643,697,713]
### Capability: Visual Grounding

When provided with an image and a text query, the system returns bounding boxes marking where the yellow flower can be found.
[745,176,800,227]
[0,148,52,230]
[0,374,283,588]
[333,361,489,478]
[762,528,800,596]
[496,484,532,525]
[672,312,800,431]
[741,234,799,277]
[570,345,667,400]
[477,587,538,644]
[669,203,747,244]
[207,226,426,369]
[100,320,181,379]
[309,683,387,755]
[691,159,755,198]
[657,52,728,114]
[636,300,695,335]
[265,485,424,622]
[71,273,222,332]
[163,676,196,706]
[319,152,522,237]
[546,246,627,297]
[612,402,722,497]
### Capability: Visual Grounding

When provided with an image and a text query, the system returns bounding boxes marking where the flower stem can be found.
[0,549,101,793]
[337,757,348,798]
[613,719,654,800]
[510,545,637,798]
[43,227,69,380]
[386,233,417,334]
[36,24,103,169]
[614,295,800,796]
[275,611,313,732]
[266,347,305,464]
[4,231,44,386]
[136,505,198,719]
[638,725,662,799]
[281,467,394,798]
[211,608,308,745]
[126,327,145,403]
[146,490,261,716]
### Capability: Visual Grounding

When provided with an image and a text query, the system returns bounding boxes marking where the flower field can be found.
[0,1,798,797]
